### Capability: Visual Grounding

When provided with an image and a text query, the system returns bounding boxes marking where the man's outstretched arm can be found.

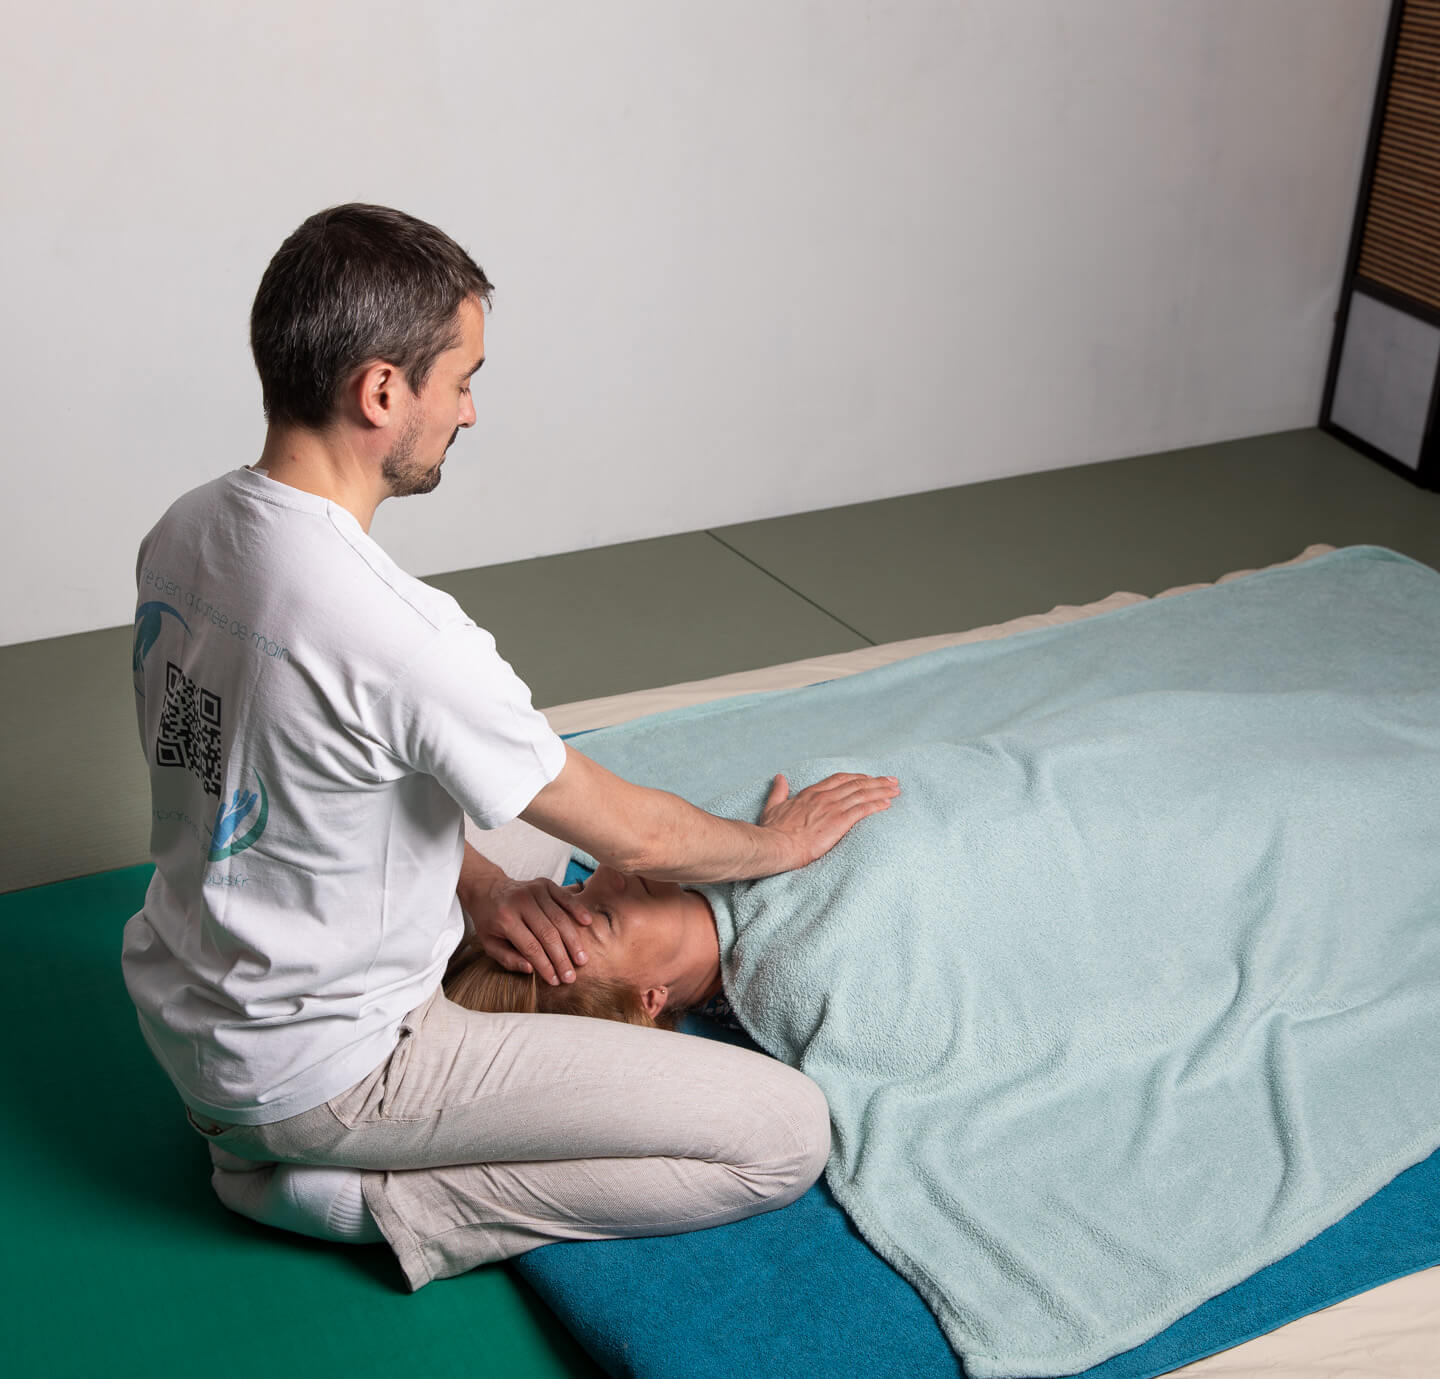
[520,744,900,884]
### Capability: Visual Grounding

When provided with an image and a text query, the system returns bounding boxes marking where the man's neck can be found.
[253,425,386,532]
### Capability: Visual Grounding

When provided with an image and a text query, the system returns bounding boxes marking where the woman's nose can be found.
[593,864,623,891]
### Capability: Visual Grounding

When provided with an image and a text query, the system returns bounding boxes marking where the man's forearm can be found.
[586,785,792,883]
[520,746,896,884]
[521,749,788,882]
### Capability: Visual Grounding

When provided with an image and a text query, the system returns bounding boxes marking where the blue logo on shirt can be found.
[133,601,190,673]
[208,770,270,861]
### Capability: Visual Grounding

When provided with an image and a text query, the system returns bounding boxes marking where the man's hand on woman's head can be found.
[460,875,593,987]
[759,771,901,870]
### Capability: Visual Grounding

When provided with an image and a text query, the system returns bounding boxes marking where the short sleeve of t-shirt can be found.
[375,620,567,829]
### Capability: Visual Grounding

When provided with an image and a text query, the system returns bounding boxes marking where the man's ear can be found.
[356,361,403,429]
[641,985,668,1019]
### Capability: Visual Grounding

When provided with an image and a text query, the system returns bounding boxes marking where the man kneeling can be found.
[126,203,897,1289]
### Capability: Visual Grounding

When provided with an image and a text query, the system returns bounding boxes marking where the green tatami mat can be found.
[714,429,1440,644]
[0,625,148,895]
[425,529,868,706]
[2,530,863,895]
[2,867,600,1379]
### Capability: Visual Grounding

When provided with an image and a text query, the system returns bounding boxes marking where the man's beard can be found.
[382,417,458,497]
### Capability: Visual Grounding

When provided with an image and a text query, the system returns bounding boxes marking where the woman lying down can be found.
[448,865,723,1028]
[213,704,1440,1376]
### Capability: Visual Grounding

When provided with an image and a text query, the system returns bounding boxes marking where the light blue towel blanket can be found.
[573,547,1440,1378]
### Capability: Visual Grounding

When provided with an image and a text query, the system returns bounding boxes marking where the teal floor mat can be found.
[2,866,599,1379]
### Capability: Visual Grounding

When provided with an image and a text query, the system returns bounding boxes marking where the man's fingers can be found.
[806,771,899,793]
[544,878,593,928]
[761,773,900,827]
[468,877,602,987]
[506,904,579,986]
[480,933,538,978]
[529,890,589,969]
[800,780,900,855]
[814,795,894,837]
[766,774,790,808]
[798,776,901,809]
[813,771,882,787]
[501,918,564,985]
[824,777,900,801]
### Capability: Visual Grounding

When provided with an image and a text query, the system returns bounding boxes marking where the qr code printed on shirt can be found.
[156,661,223,796]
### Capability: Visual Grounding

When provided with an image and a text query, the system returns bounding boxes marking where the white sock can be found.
[209,1148,382,1245]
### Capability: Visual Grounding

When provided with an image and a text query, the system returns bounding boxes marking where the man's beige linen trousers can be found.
[186,986,830,1289]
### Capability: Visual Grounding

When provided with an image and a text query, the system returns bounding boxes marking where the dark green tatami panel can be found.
[0,867,603,1379]
[425,530,868,707]
[1,535,861,894]
[715,430,1440,644]
[0,625,148,895]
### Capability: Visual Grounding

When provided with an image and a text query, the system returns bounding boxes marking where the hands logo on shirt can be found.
[209,771,270,861]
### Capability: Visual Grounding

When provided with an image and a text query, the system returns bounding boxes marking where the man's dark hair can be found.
[250,204,494,429]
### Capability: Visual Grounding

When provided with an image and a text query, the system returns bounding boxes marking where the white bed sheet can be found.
[481,542,1439,1378]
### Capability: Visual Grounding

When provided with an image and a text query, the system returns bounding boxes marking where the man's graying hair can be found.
[250,204,494,429]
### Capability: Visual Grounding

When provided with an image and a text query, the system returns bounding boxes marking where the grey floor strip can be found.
[704,531,878,647]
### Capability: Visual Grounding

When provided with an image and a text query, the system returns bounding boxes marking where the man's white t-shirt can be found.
[122,468,566,1124]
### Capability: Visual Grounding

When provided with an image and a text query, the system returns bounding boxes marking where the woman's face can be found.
[571,865,718,1016]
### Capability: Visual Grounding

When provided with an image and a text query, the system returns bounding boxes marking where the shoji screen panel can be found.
[1324,0,1440,489]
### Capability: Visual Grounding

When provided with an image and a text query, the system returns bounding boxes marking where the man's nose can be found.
[459,394,476,428]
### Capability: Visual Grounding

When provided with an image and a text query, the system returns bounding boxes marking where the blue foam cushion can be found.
[545,861,1440,1378]
[517,1000,1440,1379]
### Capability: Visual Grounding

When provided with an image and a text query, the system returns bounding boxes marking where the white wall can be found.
[1,0,1389,646]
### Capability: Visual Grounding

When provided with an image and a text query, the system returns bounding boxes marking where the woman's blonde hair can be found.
[445,952,680,1031]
